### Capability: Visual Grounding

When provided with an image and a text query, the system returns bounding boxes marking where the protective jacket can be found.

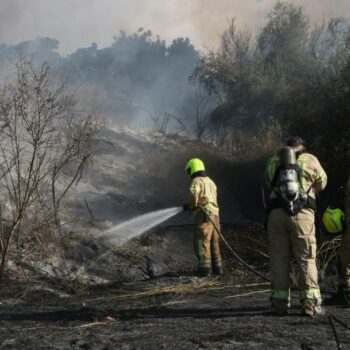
[265,152,328,204]
[189,175,219,216]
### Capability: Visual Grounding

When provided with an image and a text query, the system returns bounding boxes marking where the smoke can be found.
[0,0,349,54]
[0,0,349,129]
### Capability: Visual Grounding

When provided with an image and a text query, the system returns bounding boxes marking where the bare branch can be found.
[0,57,101,276]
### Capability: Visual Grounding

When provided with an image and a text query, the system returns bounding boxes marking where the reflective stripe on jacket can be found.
[265,152,327,200]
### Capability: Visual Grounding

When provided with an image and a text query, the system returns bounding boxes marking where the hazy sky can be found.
[1,0,349,54]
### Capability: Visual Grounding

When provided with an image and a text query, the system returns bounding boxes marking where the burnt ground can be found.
[0,225,350,350]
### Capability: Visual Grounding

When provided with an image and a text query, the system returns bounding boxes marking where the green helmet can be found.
[322,207,345,233]
[185,158,205,176]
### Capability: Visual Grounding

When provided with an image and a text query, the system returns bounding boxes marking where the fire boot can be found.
[302,299,321,318]
[197,267,211,277]
[212,266,223,276]
[271,299,289,316]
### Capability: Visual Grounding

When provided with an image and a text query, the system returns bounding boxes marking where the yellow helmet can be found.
[322,207,345,233]
[185,158,205,176]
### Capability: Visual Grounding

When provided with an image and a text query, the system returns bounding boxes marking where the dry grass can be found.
[83,280,272,305]
[287,236,342,288]
[317,236,342,282]
[222,227,268,261]
[225,289,270,299]
[89,279,223,302]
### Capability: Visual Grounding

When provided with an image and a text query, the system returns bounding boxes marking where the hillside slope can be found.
[64,126,266,230]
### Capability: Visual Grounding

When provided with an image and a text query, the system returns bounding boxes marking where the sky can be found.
[1,0,349,54]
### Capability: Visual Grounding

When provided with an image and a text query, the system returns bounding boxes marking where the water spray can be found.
[102,205,269,283]
[104,206,182,246]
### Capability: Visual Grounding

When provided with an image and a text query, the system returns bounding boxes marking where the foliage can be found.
[192,1,350,182]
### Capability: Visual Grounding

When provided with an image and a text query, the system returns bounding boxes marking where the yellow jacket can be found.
[189,176,219,216]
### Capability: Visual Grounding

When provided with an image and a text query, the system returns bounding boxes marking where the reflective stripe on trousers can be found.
[299,288,321,300]
[271,288,322,302]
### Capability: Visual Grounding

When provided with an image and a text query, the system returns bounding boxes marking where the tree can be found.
[257,1,310,78]
[190,1,350,179]
[0,58,100,276]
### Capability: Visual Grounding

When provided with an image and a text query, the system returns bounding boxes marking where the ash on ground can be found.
[0,224,349,350]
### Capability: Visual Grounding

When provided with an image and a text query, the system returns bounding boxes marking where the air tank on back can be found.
[279,146,297,169]
[278,147,299,202]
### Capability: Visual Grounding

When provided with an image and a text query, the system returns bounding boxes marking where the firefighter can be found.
[265,137,327,316]
[183,158,223,277]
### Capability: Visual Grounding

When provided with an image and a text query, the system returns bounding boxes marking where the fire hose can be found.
[199,207,270,282]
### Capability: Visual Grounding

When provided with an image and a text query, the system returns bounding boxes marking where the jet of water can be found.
[104,206,182,246]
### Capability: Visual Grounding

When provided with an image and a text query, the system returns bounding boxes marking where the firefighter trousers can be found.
[268,208,321,304]
[193,212,222,270]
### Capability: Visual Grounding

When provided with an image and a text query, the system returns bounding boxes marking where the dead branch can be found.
[0,57,100,277]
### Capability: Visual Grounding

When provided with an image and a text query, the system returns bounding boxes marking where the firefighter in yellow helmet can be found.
[265,137,327,317]
[183,158,223,277]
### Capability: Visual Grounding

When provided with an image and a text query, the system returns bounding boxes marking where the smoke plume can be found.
[0,0,349,54]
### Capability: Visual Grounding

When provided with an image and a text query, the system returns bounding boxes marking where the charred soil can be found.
[0,224,350,350]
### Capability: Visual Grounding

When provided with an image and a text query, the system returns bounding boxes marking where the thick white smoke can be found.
[0,0,349,54]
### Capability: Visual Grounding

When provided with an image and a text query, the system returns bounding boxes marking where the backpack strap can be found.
[271,165,281,188]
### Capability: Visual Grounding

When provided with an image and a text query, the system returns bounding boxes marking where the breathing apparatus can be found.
[276,147,308,215]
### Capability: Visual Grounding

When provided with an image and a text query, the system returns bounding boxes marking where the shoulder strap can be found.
[271,165,281,188]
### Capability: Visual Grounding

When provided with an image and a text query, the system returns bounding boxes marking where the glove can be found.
[182,203,191,212]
